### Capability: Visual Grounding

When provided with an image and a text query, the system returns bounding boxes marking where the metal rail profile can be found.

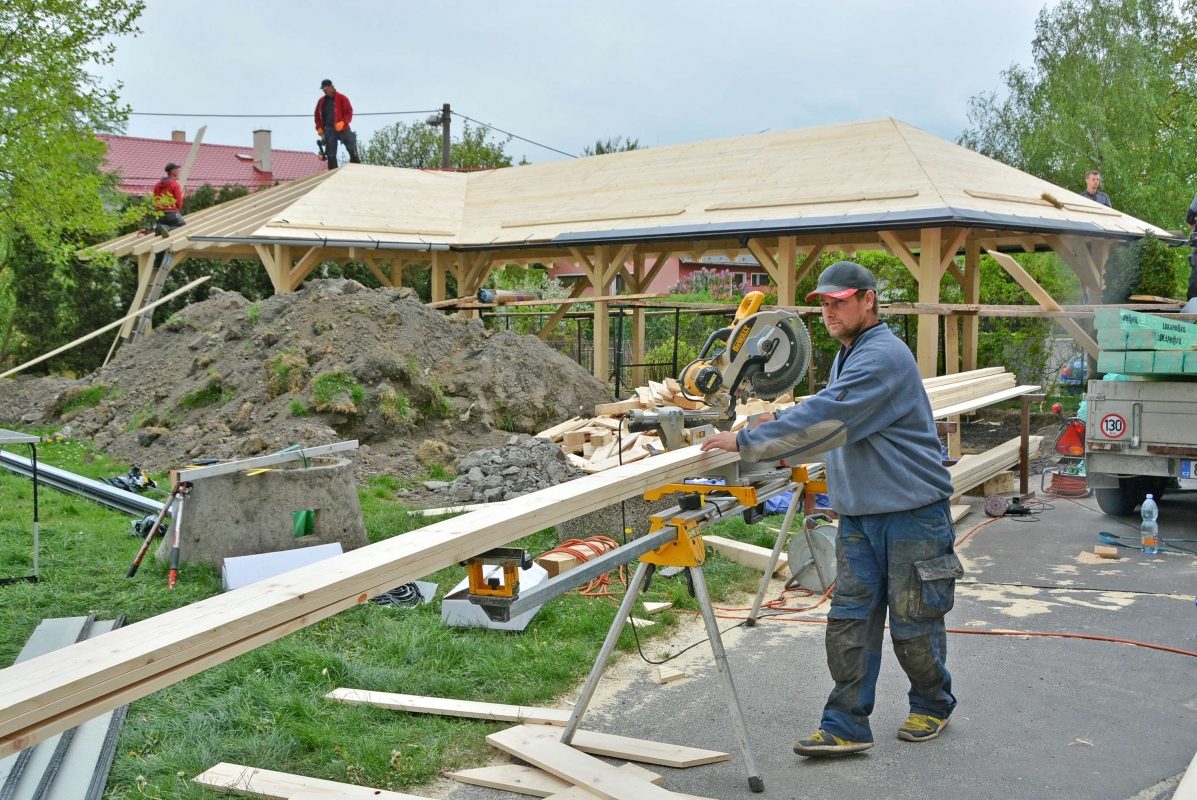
[175,440,358,481]
[0,450,163,517]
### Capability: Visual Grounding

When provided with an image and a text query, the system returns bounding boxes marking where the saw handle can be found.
[733,291,765,324]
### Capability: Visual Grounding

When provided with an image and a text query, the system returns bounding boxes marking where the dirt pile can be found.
[0,279,610,488]
[443,434,581,503]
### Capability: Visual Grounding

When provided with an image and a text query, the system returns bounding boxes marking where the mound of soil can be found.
[0,280,610,490]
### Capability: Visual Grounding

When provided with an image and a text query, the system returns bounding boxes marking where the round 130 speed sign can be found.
[1099,413,1127,439]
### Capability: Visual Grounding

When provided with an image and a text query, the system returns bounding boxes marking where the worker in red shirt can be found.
[147,162,186,267]
[314,79,360,169]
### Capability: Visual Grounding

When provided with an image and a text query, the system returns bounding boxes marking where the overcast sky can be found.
[105,1,1045,162]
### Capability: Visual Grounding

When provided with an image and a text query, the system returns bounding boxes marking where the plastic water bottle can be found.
[1140,494,1159,554]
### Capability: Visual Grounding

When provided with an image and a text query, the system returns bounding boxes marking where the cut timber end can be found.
[536,552,582,578]
[1095,545,1120,559]
[628,617,654,629]
[949,505,972,524]
[703,535,787,575]
[641,601,672,615]
[654,665,686,684]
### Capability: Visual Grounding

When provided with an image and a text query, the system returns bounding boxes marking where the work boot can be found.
[897,713,949,742]
[792,730,873,757]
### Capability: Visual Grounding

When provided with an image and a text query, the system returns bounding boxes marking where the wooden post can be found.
[776,236,797,307]
[917,228,942,378]
[631,252,646,388]
[431,251,447,303]
[962,238,980,372]
[1018,393,1046,498]
[593,245,610,383]
[944,314,961,459]
[276,246,292,293]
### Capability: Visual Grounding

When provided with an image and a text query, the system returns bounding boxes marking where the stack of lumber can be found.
[537,368,1038,474]
[1094,308,1197,376]
[948,435,1041,500]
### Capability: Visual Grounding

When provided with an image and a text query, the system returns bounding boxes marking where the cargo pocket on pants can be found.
[912,553,964,619]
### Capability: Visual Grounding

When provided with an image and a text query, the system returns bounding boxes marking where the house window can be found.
[732,272,748,286]
[750,273,771,287]
[557,274,586,287]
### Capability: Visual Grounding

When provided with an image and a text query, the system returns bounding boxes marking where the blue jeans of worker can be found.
[819,499,960,743]
[323,128,360,169]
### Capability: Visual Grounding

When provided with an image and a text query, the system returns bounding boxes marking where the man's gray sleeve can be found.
[1190,192,1197,214]
[736,353,900,462]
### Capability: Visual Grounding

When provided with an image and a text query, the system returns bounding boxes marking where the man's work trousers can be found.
[324,128,360,169]
[819,499,963,743]
[153,213,185,270]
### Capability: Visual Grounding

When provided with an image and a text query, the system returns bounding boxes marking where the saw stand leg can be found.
[130,252,175,342]
[561,560,766,793]
[747,483,801,626]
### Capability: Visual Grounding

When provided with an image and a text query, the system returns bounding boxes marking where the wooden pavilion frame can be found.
[89,117,1171,379]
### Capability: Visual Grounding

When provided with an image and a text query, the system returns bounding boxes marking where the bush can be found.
[311,370,365,415]
[669,268,749,301]
[289,400,310,417]
[264,350,309,399]
[1104,232,1183,302]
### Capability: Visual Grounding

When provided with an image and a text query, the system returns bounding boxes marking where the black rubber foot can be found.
[748,776,765,792]
[745,618,757,628]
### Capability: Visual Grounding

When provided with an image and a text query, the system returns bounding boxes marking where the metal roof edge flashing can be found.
[186,236,450,251]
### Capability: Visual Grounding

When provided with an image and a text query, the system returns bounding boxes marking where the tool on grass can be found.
[127,482,186,578]
[167,482,191,588]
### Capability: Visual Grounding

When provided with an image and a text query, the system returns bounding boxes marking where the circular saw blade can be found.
[749,316,811,400]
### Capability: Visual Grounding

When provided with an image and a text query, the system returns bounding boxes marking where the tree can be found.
[581,137,642,157]
[361,120,515,169]
[959,0,1197,229]
[0,0,145,255]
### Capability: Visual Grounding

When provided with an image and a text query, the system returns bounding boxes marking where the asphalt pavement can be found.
[446,491,1197,800]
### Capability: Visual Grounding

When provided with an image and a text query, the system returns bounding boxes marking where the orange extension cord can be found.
[566,515,1197,661]
[1044,472,1091,499]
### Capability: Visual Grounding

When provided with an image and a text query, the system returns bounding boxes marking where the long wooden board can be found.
[486,725,679,800]
[449,763,662,797]
[949,436,1041,497]
[932,385,1041,419]
[324,690,728,768]
[702,535,788,575]
[1174,748,1197,800]
[325,689,572,725]
[192,761,428,799]
[0,446,740,757]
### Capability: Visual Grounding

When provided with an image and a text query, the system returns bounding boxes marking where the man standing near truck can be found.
[700,261,963,756]
[315,79,360,169]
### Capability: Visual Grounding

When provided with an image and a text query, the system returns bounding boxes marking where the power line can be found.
[128,110,438,118]
[452,111,578,159]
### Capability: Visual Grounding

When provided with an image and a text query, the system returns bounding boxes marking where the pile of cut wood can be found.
[192,689,730,798]
[536,367,1039,474]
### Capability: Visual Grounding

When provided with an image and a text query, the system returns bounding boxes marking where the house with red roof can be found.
[96,129,326,196]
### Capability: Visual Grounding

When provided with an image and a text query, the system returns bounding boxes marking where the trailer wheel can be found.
[1094,477,1168,517]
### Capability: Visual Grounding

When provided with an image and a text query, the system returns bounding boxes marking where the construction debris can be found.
[446,434,581,503]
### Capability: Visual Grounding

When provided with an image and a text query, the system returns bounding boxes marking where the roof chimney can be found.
[171,130,186,142]
[253,129,272,173]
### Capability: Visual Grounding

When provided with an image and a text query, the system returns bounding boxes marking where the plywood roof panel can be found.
[93,117,1169,258]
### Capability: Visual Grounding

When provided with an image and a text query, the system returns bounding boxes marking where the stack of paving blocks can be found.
[1095,308,1197,376]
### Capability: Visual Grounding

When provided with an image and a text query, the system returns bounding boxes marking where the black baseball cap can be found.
[320,79,333,88]
[164,162,181,173]
[806,261,878,302]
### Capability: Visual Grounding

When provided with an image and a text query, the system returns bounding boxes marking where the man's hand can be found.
[700,430,739,453]
[749,412,775,429]
[335,121,345,132]
[317,128,323,137]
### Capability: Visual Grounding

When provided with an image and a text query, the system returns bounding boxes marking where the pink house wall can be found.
[545,257,774,295]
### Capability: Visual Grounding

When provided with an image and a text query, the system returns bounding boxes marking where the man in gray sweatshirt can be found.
[701,261,963,756]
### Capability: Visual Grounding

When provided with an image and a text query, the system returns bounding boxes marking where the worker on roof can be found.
[148,162,186,267]
[315,79,360,170]
[701,261,962,758]
[1081,169,1112,208]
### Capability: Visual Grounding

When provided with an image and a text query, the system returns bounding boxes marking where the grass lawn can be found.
[0,437,788,798]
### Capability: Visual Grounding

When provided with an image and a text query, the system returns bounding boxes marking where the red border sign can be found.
[1099,413,1127,439]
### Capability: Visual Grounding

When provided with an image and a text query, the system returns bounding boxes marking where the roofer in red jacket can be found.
[315,79,360,169]
[147,162,186,267]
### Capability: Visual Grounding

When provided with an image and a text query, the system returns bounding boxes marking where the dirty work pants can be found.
[153,213,185,270]
[323,128,360,169]
[819,499,961,743]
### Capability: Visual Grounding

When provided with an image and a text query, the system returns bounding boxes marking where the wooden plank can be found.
[0,445,741,757]
[595,399,642,416]
[703,535,787,575]
[950,504,971,524]
[192,761,428,799]
[987,249,1099,359]
[921,367,1005,388]
[530,724,728,770]
[654,665,686,684]
[965,471,1016,497]
[641,601,672,615]
[536,552,582,578]
[449,763,663,798]
[0,276,211,379]
[535,417,586,441]
[932,385,1042,420]
[1175,749,1197,800]
[325,689,572,725]
[484,725,682,800]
